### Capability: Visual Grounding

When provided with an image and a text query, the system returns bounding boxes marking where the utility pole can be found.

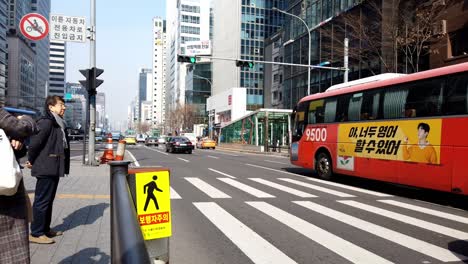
[344,38,349,83]
[88,0,97,165]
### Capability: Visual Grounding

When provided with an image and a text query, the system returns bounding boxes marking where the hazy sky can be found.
[51,0,166,127]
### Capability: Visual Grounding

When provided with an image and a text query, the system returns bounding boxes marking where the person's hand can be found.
[25,161,32,169]
[11,140,23,150]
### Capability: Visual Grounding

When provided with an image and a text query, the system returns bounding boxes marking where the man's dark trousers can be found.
[31,177,60,237]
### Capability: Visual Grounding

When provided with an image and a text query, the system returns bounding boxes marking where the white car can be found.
[158,136,167,144]
[136,134,146,143]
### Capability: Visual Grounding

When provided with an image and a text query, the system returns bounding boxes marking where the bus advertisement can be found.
[290,62,468,195]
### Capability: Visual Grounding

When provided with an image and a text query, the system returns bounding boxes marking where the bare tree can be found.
[319,0,452,74]
[138,122,151,134]
[396,0,451,72]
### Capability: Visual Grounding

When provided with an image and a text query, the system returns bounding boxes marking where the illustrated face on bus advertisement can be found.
[336,120,442,171]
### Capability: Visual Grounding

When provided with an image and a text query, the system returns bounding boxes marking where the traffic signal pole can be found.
[88,0,97,165]
[201,56,348,71]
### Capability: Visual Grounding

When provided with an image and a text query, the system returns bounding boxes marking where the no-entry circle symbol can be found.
[19,13,49,41]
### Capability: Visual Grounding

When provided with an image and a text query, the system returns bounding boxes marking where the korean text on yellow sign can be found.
[338,119,441,164]
[135,170,171,240]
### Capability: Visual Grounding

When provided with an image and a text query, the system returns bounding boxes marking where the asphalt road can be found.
[125,144,468,264]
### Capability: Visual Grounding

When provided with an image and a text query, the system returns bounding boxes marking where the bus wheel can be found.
[316,152,333,180]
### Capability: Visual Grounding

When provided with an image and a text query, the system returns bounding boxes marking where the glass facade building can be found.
[282,0,368,109]
[240,0,286,110]
[185,62,211,125]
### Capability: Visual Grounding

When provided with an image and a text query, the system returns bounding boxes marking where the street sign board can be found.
[19,13,49,41]
[49,14,86,43]
[135,170,172,240]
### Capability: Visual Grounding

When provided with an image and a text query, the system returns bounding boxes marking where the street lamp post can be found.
[272,7,311,95]
[192,74,213,138]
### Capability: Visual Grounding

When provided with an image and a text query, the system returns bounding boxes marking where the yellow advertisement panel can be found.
[135,170,171,240]
[338,119,441,164]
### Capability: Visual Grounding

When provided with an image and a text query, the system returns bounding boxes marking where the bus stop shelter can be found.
[219,109,292,152]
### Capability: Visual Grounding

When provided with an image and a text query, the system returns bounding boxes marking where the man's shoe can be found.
[45,230,63,237]
[29,235,55,244]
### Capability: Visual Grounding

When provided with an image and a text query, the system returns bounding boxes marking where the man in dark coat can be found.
[27,96,70,244]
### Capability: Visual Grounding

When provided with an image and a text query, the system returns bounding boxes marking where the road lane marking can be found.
[185,178,231,198]
[178,157,190,163]
[208,150,239,157]
[207,155,219,159]
[194,202,296,264]
[339,200,468,240]
[218,178,275,198]
[264,160,289,165]
[279,178,355,198]
[208,168,236,179]
[295,201,468,262]
[126,150,140,167]
[249,178,317,198]
[144,146,169,156]
[247,202,392,264]
[379,200,468,224]
[246,163,392,197]
[305,178,392,197]
[170,187,182,199]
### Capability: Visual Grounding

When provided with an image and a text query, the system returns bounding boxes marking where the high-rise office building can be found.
[152,17,167,127]
[48,40,66,96]
[165,0,211,120]
[211,0,285,113]
[31,0,50,109]
[5,0,50,113]
[65,82,86,128]
[96,92,106,129]
[6,0,37,111]
[0,0,7,106]
[138,68,152,121]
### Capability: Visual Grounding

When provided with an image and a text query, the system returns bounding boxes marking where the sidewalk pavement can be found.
[23,159,111,264]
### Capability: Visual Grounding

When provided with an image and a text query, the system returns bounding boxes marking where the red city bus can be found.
[290,62,468,195]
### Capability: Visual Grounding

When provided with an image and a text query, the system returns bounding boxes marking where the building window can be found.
[181,26,200,35]
[450,26,468,57]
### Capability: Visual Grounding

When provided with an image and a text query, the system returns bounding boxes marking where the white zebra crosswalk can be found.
[191,199,468,263]
[168,169,468,263]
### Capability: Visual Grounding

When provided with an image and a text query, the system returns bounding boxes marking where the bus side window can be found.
[348,93,363,121]
[308,100,324,124]
[335,95,351,122]
[324,99,337,123]
[405,78,443,117]
[383,88,408,119]
[443,74,468,115]
[361,92,380,120]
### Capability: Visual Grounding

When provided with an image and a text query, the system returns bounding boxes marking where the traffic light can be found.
[79,67,104,96]
[235,60,254,69]
[177,55,197,64]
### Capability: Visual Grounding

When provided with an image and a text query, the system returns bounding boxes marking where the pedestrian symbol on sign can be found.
[143,175,163,211]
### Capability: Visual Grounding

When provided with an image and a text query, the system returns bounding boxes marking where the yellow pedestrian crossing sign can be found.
[135,170,171,240]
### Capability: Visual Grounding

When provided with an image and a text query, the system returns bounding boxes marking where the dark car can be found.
[145,136,158,147]
[165,136,194,154]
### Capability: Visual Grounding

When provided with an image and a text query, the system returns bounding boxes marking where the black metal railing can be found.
[110,161,151,264]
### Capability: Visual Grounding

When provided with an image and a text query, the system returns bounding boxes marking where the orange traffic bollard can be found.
[114,140,126,161]
[100,135,115,164]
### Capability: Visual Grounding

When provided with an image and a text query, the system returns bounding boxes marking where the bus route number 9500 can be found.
[305,127,327,142]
